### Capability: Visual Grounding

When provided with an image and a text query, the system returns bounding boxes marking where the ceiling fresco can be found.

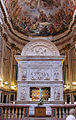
[3,0,76,37]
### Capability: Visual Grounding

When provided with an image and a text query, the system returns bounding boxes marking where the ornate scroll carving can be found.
[20,88,26,100]
[31,46,47,56]
[53,69,59,80]
[21,40,60,56]
[54,87,60,100]
[31,69,50,80]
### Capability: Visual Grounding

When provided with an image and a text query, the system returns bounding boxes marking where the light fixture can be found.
[0,78,3,87]
[74,102,76,104]
[64,85,70,89]
[13,101,15,104]
[4,82,8,85]
[65,102,67,104]
[14,85,16,88]
[72,82,76,85]
[64,85,67,88]
[11,85,16,89]
[0,78,2,81]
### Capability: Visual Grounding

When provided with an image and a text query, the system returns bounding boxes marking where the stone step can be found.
[29,117,51,120]
[28,117,65,120]
[0,118,65,120]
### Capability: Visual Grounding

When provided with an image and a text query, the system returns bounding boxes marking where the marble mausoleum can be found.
[15,40,64,105]
[0,0,76,112]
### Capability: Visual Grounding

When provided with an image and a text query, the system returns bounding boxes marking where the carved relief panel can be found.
[53,69,59,80]
[21,41,60,56]
[30,69,50,80]
[18,63,27,81]
[18,60,63,81]
[21,69,27,80]
[31,46,48,56]
[53,61,63,81]
[20,88,26,100]
[17,84,29,101]
[54,86,60,100]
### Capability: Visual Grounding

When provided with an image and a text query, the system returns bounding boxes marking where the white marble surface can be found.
[15,40,64,103]
[29,106,35,115]
[21,40,60,56]
[46,106,51,115]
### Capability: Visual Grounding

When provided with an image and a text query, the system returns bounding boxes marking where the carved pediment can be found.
[21,40,60,56]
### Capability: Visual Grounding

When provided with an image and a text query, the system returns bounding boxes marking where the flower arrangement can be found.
[38,97,44,105]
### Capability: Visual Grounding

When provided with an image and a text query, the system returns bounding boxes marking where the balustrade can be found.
[0,104,76,119]
[0,104,29,119]
[51,104,76,119]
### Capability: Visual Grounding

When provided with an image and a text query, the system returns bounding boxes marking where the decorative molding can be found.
[21,40,60,56]
[2,33,8,42]
[0,8,3,24]
[30,69,50,80]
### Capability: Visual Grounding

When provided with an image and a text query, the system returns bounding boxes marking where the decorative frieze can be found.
[30,69,50,80]
[18,61,63,81]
